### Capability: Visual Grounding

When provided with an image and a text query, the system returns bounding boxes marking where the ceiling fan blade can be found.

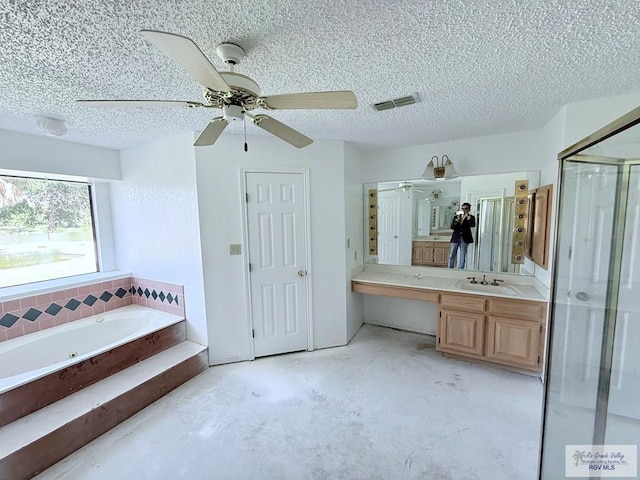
[140,30,231,93]
[251,114,313,148]
[77,100,205,108]
[260,91,357,110]
[194,117,229,146]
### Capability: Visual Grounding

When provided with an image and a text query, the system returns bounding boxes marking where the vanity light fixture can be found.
[421,155,458,180]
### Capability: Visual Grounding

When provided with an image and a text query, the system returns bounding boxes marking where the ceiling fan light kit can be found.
[77,30,357,149]
[222,104,244,122]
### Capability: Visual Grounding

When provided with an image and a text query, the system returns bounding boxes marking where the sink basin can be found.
[454,280,520,296]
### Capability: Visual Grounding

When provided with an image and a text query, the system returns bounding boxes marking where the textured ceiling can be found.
[0,0,639,151]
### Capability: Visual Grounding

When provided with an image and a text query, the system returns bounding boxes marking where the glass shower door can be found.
[604,164,640,443]
[540,161,620,477]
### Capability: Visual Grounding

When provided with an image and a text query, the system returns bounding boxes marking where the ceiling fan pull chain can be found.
[243,116,248,152]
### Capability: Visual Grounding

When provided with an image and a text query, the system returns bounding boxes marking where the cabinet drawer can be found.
[440,293,485,313]
[487,298,546,322]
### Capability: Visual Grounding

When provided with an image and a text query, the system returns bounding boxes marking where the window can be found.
[0,175,98,288]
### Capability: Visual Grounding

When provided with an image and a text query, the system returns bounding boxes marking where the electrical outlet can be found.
[229,244,242,255]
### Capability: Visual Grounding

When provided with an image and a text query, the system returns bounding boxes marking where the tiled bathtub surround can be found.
[130,277,185,318]
[0,277,185,343]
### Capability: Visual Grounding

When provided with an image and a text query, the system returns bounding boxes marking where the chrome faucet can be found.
[413,273,423,279]
[480,275,489,285]
[491,278,504,286]
[467,276,477,284]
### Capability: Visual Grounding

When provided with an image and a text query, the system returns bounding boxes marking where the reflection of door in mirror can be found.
[417,199,431,236]
[377,193,400,264]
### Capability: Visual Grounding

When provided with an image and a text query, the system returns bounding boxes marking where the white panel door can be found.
[377,192,400,264]
[246,172,308,357]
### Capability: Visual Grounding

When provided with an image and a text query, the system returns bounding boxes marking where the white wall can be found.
[344,142,365,341]
[195,133,348,365]
[562,93,640,151]
[0,129,121,180]
[533,92,640,288]
[360,128,545,183]
[110,132,208,346]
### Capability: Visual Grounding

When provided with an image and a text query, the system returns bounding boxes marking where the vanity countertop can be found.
[352,266,548,302]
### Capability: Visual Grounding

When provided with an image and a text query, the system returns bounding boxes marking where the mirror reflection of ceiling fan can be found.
[378,181,430,194]
[77,30,357,148]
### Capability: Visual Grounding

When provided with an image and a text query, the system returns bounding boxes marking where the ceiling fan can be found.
[378,181,429,194]
[77,30,358,148]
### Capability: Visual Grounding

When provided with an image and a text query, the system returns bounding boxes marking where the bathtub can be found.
[0,305,184,395]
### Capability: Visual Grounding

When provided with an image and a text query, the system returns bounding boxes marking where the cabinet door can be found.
[423,245,435,263]
[433,244,449,266]
[531,184,553,269]
[486,315,541,370]
[412,243,424,264]
[438,308,485,357]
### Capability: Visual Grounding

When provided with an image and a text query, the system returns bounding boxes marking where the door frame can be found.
[239,167,314,360]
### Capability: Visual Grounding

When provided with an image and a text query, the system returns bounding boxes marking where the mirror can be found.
[364,171,540,275]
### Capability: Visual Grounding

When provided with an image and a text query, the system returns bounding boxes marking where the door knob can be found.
[575,291,590,301]
[297,270,307,277]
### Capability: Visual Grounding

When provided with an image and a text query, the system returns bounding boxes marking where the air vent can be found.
[372,94,419,112]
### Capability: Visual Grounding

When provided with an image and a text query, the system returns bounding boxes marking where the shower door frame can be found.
[539,105,640,478]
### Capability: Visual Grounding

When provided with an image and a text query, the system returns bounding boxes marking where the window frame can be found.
[0,172,114,296]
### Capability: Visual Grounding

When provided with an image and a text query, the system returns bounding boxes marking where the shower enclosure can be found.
[539,107,640,478]
[473,196,516,273]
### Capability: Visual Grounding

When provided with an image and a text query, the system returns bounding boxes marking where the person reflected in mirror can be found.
[448,202,476,269]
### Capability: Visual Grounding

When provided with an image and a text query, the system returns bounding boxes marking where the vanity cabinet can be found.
[412,241,449,267]
[437,293,547,371]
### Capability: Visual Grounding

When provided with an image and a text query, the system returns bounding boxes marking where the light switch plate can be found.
[229,244,242,255]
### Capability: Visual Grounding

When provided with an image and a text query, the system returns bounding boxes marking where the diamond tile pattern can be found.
[1,285,133,330]
[0,280,185,333]
[83,295,97,306]
[22,308,42,322]
[65,299,81,311]
[45,303,63,316]
[0,313,19,328]
[128,285,180,305]
[100,291,113,302]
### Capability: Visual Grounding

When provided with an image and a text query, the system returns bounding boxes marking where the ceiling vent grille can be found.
[372,94,419,112]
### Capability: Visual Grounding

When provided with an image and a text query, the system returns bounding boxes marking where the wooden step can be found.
[0,321,187,428]
[0,341,208,480]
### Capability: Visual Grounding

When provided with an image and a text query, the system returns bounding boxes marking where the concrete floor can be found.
[37,324,544,480]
